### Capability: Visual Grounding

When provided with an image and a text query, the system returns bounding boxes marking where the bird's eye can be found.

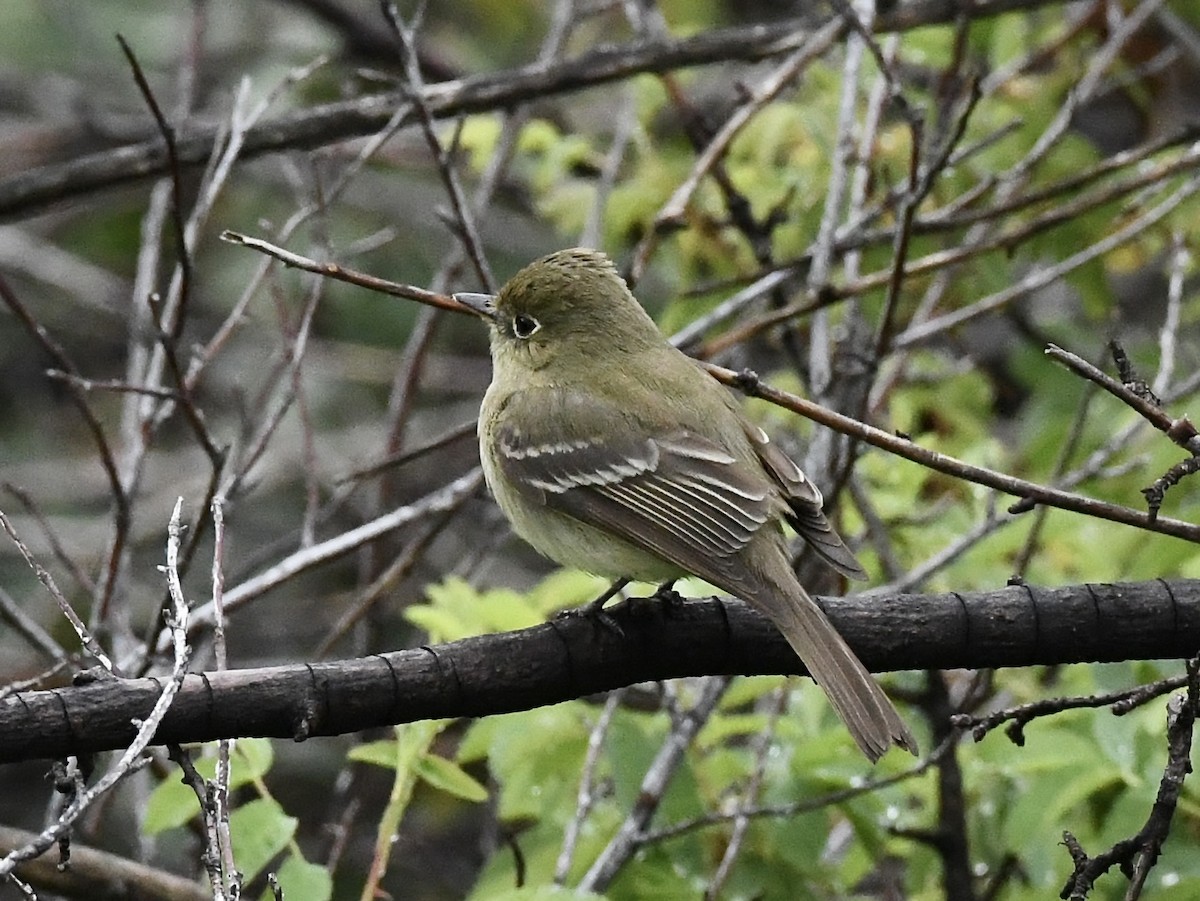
[512,313,540,339]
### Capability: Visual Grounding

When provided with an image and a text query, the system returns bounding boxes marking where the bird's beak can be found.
[453,292,497,320]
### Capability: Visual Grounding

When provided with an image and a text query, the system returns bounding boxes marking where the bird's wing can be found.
[490,389,774,583]
[738,418,868,581]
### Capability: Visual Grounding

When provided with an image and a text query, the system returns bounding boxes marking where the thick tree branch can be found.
[1,579,1196,764]
[0,0,1071,220]
[0,825,209,901]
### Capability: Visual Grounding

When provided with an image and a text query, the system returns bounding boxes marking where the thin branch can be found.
[314,505,464,659]
[220,230,473,314]
[695,130,1200,358]
[579,677,730,892]
[954,672,1188,745]
[0,275,129,535]
[706,365,1200,543]
[116,35,193,343]
[627,18,843,284]
[0,0,1079,220]
[169,468,484,640]
[1045,345,1200,453]
[1152,233,1187,398]
[0,501,192,879]
[555,688,624,884]
[1058,657,1198,900]
[337,419,477,484]
[0,825,209,901]
[0,509,113,672]
[704,686,788,899]
[382,3,496,291]
[2,483,95,598]
[0,587,68,667]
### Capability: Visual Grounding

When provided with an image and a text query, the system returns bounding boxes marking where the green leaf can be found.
[472,705,591,822]
[143,740,275,835]
[608,711,704,826]
[415,752,489,803]
[719,675,788,709]
[457,716,497,765]
[460,114,502,172]
[143,772,203,836]
[232,739,274,781]
[229,798,296,883]
[696,711,771,748]
[262,852,332,901]
[347,739,401,769]
[1154,879,1200,901]
[524,569,609,615]
[412,576,544,640]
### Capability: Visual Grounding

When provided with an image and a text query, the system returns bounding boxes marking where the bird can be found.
[454,247,916,762]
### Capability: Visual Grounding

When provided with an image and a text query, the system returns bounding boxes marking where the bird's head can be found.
[455,248,662,373]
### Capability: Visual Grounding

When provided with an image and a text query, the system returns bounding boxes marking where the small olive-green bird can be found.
[455,248,916,762]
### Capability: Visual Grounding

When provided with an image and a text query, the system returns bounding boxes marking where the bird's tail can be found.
[746,572,917,762]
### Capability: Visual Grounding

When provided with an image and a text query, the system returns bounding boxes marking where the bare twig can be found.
[314,504,464,659]
[629,18,844,282]
[1153,234,1187,398]
[210,495,238,897]
[1045,345,1199,453]
[951,674,1188,745]
[704,686,788,899]
[220,230,473,314]
[0,275,130,558]
[0,0,1082,220]
[1046,343,1200,522]
[0,586,68,666]
[708,365,1200,543]
[1058,657,1198,900]
[116,35,193,343]
[0,509,113,672]
[579,677,730,892]
[0,501,192,879]
[898,169,1200,347]
[382,2,497,292]
[2,483,95,597]
[337,419,477,484]
[645,733,956,844]
[555,688,624,884]
[698,135,1200,358]
[169,467,484,639]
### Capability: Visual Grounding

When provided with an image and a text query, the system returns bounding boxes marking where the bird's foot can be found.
[625,580,684,618]
[554,578,629,636]
[652,580,684,608]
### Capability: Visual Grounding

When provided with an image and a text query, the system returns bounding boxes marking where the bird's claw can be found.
[652,582,684,608]
[555,601,625,637]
